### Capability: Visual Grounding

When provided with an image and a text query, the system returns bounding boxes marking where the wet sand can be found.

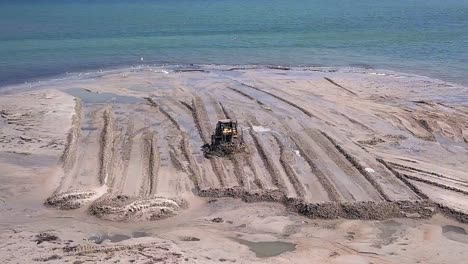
[1,65,468,263]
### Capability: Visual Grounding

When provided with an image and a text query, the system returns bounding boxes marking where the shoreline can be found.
[1,63,467,94]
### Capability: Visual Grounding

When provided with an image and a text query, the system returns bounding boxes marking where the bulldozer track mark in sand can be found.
[191,97,210,144]
[98,108,114,185]
[219,102,231,120]
[145,97,201,190]
[179,100,193,112]
[112,119,135,195]
[324,77,357,96]
[59,98,82,173]
[227,86,265,106]
[163,101,201,191]
[305,129,383,201]
[333,111,372,132]
[248,128,287,193]
[210,97,226,120]
[319,131,391,202]
[273,135,306,198]
[400,172,468,196]
[180,134,201,191]
[377,159,428,200]
[221,103,262,189]
[290,135,342,202]
[210,99,245,187]
[245,155,265,189]
[143,131,160,196]
[388,162,468,185]
[236,81,319,119]
[229,154,246,187]
[143,97,181,131]
[191,96,227,187]
[53,98,82,196]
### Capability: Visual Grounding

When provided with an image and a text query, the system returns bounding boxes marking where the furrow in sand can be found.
[303,129,383,201]
[191,96,211,144]
[220,102,263,189]
[143,131,160,196]
[377,159,429,200]
[290,134,342,202]
[191,96,227,187]
[60,98,82,172]
[227,87,265,106]
[210,97,226,120]
[388,162,468,185]
[399,172,468,196]
[272,135,306,199]
[218,102,231,120]
[98,108,114,186]
[55,98,82,194]
[144,97,201,191]
[236,81,318,118]
[144,97,181,131]
[248,128,287,194]
[179,100,194,112]
[319,131,390,202]
[209,99,245,187]
[323,77,357,96]
[108,118,133,195]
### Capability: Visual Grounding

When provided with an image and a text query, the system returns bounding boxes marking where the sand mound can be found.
[45,190,98,210]
[89,196,187,221]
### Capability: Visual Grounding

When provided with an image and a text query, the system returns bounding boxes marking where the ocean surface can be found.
[1,0,467,86]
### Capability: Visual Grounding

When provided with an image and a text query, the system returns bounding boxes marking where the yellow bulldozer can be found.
[202,119,244,157]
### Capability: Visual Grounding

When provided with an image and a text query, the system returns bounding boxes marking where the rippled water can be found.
[1,0,467,86]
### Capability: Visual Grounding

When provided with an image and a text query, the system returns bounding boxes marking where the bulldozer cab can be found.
[211,119,238,146]
[203,119,244,157]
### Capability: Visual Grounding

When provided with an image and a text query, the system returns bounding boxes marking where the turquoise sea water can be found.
[1,0,467,86]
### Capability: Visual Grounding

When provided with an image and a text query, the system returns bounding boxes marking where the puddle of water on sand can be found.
[232,238,296,258]
[442,225,468,244]
[89,231,151,244]
[132,231,150,238]
[88,234,131,244]
[65,88,143,104]
[127,85,154,92]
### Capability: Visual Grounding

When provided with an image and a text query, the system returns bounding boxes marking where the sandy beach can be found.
[1,65,468,263]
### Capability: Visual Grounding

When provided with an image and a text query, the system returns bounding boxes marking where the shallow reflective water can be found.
[65,88,143,104]
[89,231,151,244]
[442,225,468,244]
[232,238,296,258]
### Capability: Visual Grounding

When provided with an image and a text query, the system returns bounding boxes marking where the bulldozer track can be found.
[236,81,318,118]
[323,77,357,96]
[36,67,468,225]
[98,108,114,185]
[319,131,390,202]
[273,135,306,199]
[248,128,287,193]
